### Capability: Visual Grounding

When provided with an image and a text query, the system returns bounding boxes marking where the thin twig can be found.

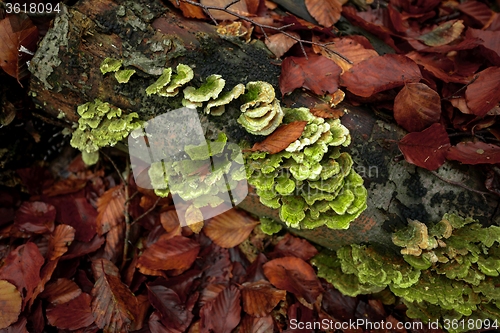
[121,160,131,270]
[101,151,127,186]
[430,170,492,200]
[177,0,352,63]
[442,75,478,101]
[130,197,161,226]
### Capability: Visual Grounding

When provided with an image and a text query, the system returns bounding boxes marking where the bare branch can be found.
[178,0,352,63]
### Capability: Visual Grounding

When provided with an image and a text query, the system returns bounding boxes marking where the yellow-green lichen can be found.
[70,99,141,165]
[312,213,500,333]
[146,68,173,96]
[159,63,194,97]
[100,58,122,74]
[115,69,136,83]
[183,74,225,103]
[205,83,245,115]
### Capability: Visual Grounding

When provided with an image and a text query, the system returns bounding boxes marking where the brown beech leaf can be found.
[40,278,82,306]
[314,37,379,72]
[91,264,138,333]
[398,123,451,170]
[305,0,342,27]
[46,197,97,242]
[263,257,323,304]
[269,233,318,261]
[310,103,345,119]
[240,314,274,333]
[0,242,44,307]
[265,32,299,58]
[465,67,500,117]
[250,121,308,154]
[42,178,88,197]
[416,20,465,47]
[14,201,56,234]
[0,280,22,329]
[47,224,76,260]
[241,280,286,317]
[46,293,94,330]
[446,141,500,165]
[204,209,259,248]
[168,0,207,19]
[96,185,125,236]
[457,1,493,27]
[467,29,500,65]
[137,235,200,275]
[393,83,441,132]
[340,54,422,98]
[200,285,241,333]
[200,0,250,20]
[279,55,341,97]
[147,284,193,331]
[0,14,38,81]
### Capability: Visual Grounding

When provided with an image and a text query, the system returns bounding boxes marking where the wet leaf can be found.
[0,242,44,307]
[279,55,341,96]
[269,233,318,261]
[398,123,451,170]
[200,285,241,333]
[417,20,464,47]
[137,235,200,275]
[394,83,441,132]
[446,141,500,165]
[96,185,125,236]
[0,280,22,329]
[204,209,259,248]
[265,32,299,58]
[91,262,138,333]
[46,293,94,330]
[14,201,56,234]
[0,14,38,81]
[250,121,308,154]
[263,257,323,304]
[241,280,286,317]
[465,67,500,117]
[340,54,422,97]
[305,0,342,27]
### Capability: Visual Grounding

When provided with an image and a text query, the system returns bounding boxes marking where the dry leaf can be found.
[185,205,204,233]
[250,121,308,154]
[446,141,500,165]
[310,103,345,119]
[265,32,299,58]
[96,185,125,235]
[417,20,465,47]
[0,280,22,329]
[305,0,342,27]
[241,280,286,317]
[46,293,94,330]
[465,67,500,117]
[204,209,259,248]
[40,278,82,306]
[169,0,207,19]
[200,285,241,333]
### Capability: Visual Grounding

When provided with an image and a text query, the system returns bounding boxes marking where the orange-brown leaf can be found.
[310,103,345,119]
[46,293,94,330]
[305,0,342,27]
[204,209,259,248]
[241,280,286,317]
[465,67,500,117]
[169,0,207,19]
[47,224,76,260]
[96,185,125,236]
[263,257,323,304]
[265,32,299,58]
[250,121,308,154]
[0,280,22,329]
[394,83,441,132]
[40,278,82,306]
[446,141,500,165]
[137,235,200,275]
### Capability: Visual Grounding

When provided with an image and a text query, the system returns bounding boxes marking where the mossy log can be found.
[29,0,500,250]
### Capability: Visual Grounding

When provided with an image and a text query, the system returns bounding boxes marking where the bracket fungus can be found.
[70,99,141,165]
[245,107,367,230]
[99,57,122,74]
[312,213,500,332]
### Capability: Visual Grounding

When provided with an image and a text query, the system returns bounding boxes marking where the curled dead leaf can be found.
[250,121,308,154]
[204,209,259,248]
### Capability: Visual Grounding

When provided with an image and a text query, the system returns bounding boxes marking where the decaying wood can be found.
[29,0,500,250]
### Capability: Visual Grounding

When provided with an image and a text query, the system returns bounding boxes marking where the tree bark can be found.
[29,0,500,250]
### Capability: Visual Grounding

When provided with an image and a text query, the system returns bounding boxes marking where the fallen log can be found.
[28,0,499,250]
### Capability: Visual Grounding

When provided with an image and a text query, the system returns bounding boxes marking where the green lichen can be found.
[70,99,141,165]
[312,213,500,333]
[114,69,136,83]
[245,107,366,230]
[100,58,122,74]
[259,217,282,235]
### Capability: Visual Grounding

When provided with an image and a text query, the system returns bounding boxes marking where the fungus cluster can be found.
[245,107,367,230]
[70,99,141,165]
[312,213,500,332]
[147,133,247,209]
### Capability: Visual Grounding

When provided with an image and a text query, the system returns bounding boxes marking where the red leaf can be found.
[457,1,493,27]
[46,293,94,330]
[0,15,38,82]
[340,54,422,97]
[265,32,299,58]
[467,29,500,65]
[269,233,318,261]
[398,123,451,170]
[47,224,76,260]
[446,141,500,165]
[241,280,286,317]
[168,0,207,19]
[200,285,241,333]
[240,314,274,333]
[40,278,82,306]
[204,209,259,248]
[465,67,500,117]
[263,257,323,304]
[0,242,44,308]
[279,55,341,96]
[394,83,441,132]
[96,185,125,236]
[137,235,200,275]
[147,284,193,331]
[46,197,97,242]
[250,121,308,154]
[305,0,342,27]
[14,201,56,234]
[43,178,88,197]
